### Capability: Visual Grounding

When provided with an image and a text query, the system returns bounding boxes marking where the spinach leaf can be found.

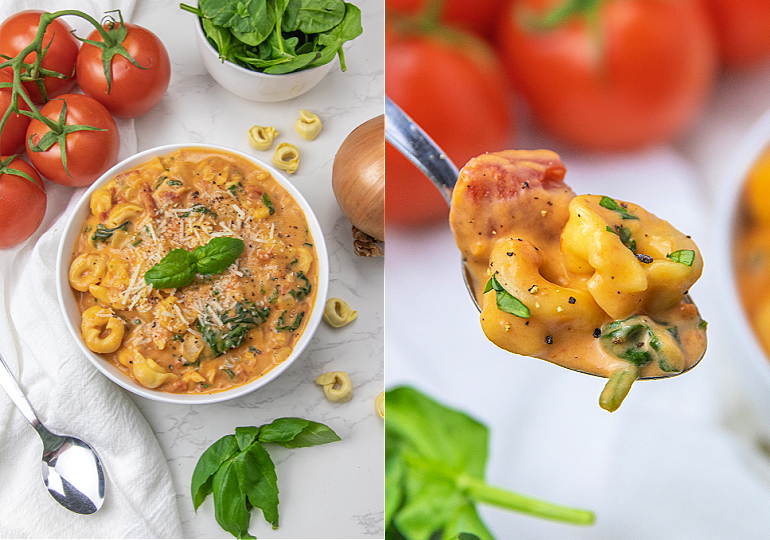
[483,274,530,318]
[385,387,595,540]
[599,195,638,220]
[91,220,130,244]
[666,249,695,266]
[191,419,340,539]
[198,300,271,357]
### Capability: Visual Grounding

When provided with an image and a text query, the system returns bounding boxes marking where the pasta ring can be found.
[272,143,300,173]
[248,125,279,151]
[316,371,353,402]
[323,297,357,327]
[375,391,384,419]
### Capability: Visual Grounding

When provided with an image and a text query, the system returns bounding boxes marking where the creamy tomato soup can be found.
[67,147,318,394]
[450,150,707,411]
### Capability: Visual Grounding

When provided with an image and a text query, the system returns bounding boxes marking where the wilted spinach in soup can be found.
[68,147,318,393]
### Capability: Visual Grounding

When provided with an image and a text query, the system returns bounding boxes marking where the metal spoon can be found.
[383,96,705,382]
[0,351,105,514]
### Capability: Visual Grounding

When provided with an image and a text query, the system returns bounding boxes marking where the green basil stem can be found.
[456,473,595,525]
[599,366,638,413]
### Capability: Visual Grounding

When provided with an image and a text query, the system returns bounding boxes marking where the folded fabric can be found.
[0,0,183,537]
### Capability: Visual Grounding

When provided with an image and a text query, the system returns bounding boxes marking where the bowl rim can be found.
[55,143,329,404]
[192,13,335,80]
[716,106,770,388]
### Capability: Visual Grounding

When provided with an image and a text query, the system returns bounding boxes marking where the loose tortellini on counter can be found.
[316,371,353,402]
[248,125,279,151]
[450,150,707,412]
[294,110,322,141]
[272,142,300,173]
[323,297,357,328]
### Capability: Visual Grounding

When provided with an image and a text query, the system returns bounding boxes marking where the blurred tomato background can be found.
[385,0,770,229]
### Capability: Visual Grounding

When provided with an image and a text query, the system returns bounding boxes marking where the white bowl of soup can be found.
[56,144,328,404]
[717,107,770,435]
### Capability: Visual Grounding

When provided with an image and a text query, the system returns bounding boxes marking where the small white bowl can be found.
[717,107,770,434]
[193,16,334,102]
[56,143,329,404]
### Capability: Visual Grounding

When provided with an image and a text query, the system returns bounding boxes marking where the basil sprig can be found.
[386,387,595,539]
[483,274,530,318]
[144,236,245,289]
[192,418,340,539]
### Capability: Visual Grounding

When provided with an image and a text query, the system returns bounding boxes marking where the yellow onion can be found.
[332,115,384,253]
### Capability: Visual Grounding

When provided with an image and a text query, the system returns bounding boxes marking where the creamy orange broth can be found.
[68,147,318,394]
[735,147,770,356]
[450,150,707,409]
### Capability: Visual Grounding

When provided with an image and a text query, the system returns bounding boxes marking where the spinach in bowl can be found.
[181,0,363,74]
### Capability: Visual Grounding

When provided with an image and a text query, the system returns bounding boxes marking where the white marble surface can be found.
[129,1,384,538]
[385,60,770,538]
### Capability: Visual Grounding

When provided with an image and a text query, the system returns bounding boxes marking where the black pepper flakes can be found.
[568,296,576,304]
[635,253,653,264]
[507,251,514,257]
[545,335,553,345]
[593,328,601,338]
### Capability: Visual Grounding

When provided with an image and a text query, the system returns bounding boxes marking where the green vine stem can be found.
[0,9,135,180]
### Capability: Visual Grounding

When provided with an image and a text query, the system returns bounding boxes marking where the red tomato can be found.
[0,156,46,249]
[386,21,515,227]
[25,93,120,187]
[76,21,171,118]
[704,0,770,70]
[496,0,718,151]
[0,70,31,155]
[0,10,79,104]
[385,0,509,39]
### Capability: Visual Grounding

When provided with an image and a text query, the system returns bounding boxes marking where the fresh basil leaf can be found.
[456,533,484,540]
[395,462,464,540]
[259,417,341,448]
[233,442,280,529]
[191,434,239,511]
[192,236,245,275]
[446,504,494,540]
[484,275,530,318]
[212,460,255,539]
[144,248,198,289]
[599,195,638,220]
[666,249,695,266]
[235,426,259,452]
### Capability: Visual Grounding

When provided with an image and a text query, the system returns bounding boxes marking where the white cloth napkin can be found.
[0,1,182,537]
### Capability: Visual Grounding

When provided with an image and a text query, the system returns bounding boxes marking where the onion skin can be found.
[332,115,385,241]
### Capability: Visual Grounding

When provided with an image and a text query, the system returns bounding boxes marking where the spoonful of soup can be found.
[385,97,707,412]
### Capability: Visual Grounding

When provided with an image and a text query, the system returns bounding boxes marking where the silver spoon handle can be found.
[0,352,39,427]
[385,96,459,205]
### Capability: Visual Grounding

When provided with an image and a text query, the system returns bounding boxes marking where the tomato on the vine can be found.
[496,0,718,151]
[385,19,515,227]
[0,70,31,155]
[704,0,770,70]
[76,21,171,119]
[25,93,119,187]
[0,156,46,249]
[0,10,79,104]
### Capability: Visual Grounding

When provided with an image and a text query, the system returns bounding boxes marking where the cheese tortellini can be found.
[248,125,279,151]
[294,110,322,141]
[272,142,300,173]
[451,150,707,412]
